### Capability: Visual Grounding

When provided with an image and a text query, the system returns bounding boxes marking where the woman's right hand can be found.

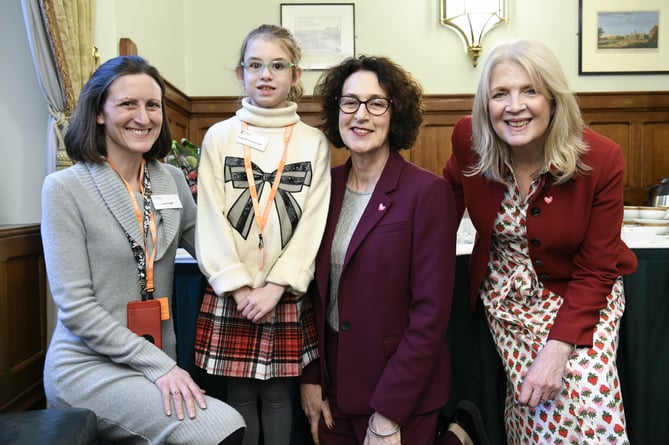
[300,383,334,444]
[155,365,207,420]
[519,339,573,407]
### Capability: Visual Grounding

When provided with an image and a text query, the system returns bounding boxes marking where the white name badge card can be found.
[236,129,269,152]
[153,194,182,209]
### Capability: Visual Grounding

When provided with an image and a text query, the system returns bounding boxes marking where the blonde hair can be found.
[468,40,590,184]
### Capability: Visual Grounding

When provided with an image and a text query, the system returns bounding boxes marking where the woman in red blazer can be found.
[443,40,637,444]
[299,56,489,445]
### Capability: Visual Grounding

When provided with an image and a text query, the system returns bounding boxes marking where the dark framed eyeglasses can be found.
[240,59,296,75]
[337,96,392,116]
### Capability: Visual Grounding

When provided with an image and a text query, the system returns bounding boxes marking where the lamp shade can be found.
[440,0,509,67]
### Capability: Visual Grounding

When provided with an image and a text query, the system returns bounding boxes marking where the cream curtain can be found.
[21,0,96,172]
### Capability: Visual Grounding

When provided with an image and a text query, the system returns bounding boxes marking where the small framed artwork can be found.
[579,0,668,74]
[280,3,355,70]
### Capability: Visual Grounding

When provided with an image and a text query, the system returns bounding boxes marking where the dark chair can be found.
[0,407,97,445]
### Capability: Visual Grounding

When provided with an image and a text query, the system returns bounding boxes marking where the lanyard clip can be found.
[141,287,155,301]
[258,233,264,250]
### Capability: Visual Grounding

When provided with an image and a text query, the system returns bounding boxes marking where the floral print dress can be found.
[479,171,630,445]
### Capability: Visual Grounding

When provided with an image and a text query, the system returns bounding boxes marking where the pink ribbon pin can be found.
[378,203,386,211]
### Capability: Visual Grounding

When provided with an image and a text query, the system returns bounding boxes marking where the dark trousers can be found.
[319,327,461,445]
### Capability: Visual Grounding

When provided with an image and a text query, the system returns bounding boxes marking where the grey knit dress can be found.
[41,160,244,444]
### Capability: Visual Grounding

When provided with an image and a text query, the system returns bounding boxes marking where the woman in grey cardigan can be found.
[40,56,245,444]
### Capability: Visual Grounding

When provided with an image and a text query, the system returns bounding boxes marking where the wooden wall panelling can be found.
[414,123,454,176]
[414,95,474,175]
[583,116,637,203]
[189,97,239,145]
[579,92,669,205]
[0,225,47,412]
[165,80,191,144]
[174,91,669,206]
[645,121,669,186]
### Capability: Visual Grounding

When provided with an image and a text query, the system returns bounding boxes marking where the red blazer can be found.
[301,151,457,425]
[443,116,637,347]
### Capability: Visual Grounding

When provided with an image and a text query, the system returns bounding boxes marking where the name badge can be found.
[236,129,269,152]
[153,194,182,209]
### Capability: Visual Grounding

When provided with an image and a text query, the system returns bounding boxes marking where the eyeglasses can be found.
[337,96,392,116]
[240,59,296,75]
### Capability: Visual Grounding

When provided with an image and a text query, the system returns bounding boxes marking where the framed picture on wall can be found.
[579,0,669,74]
[280,3,355,70]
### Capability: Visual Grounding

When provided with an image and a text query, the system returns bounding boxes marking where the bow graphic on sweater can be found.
[224,156,312,248]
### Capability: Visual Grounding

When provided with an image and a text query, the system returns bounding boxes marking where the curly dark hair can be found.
[314,55,423,151]
[65,55,172,163]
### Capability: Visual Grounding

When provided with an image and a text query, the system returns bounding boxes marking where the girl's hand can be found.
[155,366,207,420]
[518,339,573,407]
[240,282,285,323]
[231,286,252,307]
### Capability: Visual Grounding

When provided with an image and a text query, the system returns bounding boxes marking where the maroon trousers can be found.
[318,327,462,445]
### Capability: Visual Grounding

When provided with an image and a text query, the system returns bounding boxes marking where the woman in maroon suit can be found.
[299,55,489,445]
[443,40,637,444]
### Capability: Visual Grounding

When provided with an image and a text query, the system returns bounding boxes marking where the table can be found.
[173,248,669,444]
[618,248,669,444]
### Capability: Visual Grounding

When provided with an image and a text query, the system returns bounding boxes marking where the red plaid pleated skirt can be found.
[194,285,319,380]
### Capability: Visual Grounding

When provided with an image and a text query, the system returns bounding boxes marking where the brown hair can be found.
[65,55,172,163]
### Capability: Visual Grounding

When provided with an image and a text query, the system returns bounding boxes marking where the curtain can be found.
[21,0,96,172]
[21,0,96,344]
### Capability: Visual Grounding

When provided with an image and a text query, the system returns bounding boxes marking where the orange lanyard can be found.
[108,158,157,297]
[242,122,294,268]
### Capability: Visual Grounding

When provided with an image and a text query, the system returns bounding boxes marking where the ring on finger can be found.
[171,390,181,396]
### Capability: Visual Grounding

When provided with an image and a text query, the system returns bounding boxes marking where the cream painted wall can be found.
[3,0,668,225]
[96,0,669,96]
[0,1,48,225]
[95,0,186,89]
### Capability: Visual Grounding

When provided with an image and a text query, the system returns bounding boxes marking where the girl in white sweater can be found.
[194,24,331,445]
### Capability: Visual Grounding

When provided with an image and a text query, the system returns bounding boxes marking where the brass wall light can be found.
[440,0,509,67]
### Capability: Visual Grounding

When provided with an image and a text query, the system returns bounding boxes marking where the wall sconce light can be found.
[440,0,509,67]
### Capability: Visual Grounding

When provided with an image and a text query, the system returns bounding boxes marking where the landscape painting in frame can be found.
[579,0,669,74]
[280,3,355,70]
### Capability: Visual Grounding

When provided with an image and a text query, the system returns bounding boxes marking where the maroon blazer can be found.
[301,151,457,425]
[443,115,638,347]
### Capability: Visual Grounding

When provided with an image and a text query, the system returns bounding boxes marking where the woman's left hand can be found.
[364,412,402,445]
[519,339,573,407]
[155,365,207,420]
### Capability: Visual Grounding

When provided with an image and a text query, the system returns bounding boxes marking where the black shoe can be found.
[451,400,491,445]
